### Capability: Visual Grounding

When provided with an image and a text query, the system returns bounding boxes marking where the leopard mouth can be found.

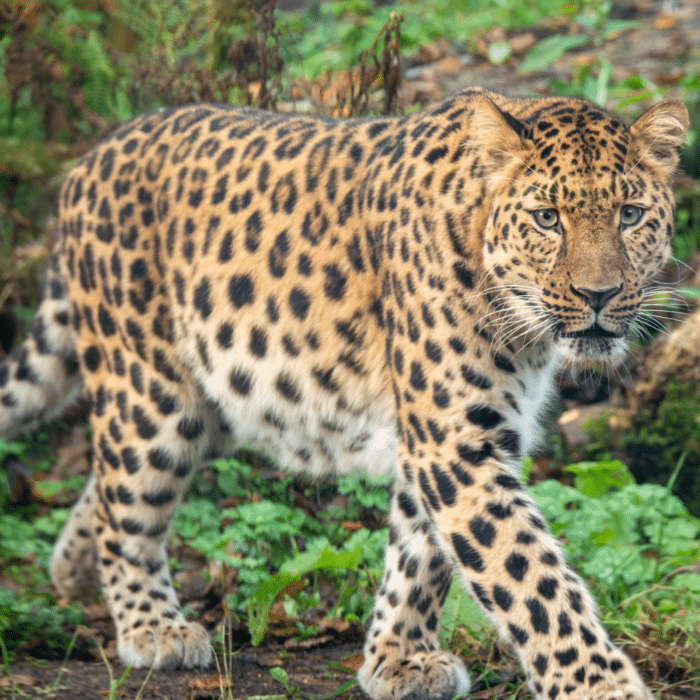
[554,323,628,361]
[559,323,623,340]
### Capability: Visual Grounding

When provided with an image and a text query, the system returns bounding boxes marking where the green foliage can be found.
[563,459,634,498]
[440,579,488,647]
[3,433,700,666]
[248,541,361,645]
[442,461,700,651]
[280,0,377,77]
[1,5,119,141]
[175,496,320,601]
[0,586,83,659]
[519,35,589,75]
[200,457,296,504]
[0,432,58,473]
[175,458,388,642]
[0,509,66,565]
[532,461,700,614]
[179,457,700,650]
[674,205,700,260]
[0,502,83,660]
[337,473,391,513]
[270,665,298,696]
[0,430,87,659]
[281,0,587,78]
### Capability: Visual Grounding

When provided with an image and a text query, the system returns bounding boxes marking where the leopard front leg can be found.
[370,274,655,700]
[358,484,470,700]
[409,444,652,700]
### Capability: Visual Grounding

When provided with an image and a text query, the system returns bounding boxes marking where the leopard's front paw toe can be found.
[358,649,471,700]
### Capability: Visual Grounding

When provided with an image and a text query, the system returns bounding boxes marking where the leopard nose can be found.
[569,284,622,312]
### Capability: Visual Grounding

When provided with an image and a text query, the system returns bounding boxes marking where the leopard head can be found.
[471,95,689,364]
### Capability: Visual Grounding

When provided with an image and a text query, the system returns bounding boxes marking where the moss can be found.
[577,380,700,517]
[624,380,700,517]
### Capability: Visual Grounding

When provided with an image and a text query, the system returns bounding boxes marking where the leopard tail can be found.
[0,252,82,437]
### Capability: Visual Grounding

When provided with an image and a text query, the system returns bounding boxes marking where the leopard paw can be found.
[541,659,653,700]
[357,649,471,700]
[564,684,653,700]
[118,619,212,669]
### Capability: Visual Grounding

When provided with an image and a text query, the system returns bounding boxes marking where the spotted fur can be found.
[0,89,688,699]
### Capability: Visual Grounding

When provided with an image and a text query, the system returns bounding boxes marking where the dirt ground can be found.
[3,644,366,699]
[3,0,700,699]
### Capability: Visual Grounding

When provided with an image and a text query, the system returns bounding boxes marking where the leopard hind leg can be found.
[88,363,215,670]
[50,472,100,600]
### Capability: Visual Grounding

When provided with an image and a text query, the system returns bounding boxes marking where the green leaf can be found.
[564,460,634,497]
[519,34,589,73]
[269,666,291,692]
[589,527,617,546]
[248,542,362,646]
[487,41,512,66]
[672,572,700,591]
[592,58,612,106]
[601,19,638,39]
[439,579,487,647]
[281,540,361,575]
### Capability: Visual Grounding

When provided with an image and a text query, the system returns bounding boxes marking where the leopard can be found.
[0,87,688,700]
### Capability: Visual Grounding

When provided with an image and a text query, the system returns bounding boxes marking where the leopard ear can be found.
[470,95,527,172]
[629,101,689,177]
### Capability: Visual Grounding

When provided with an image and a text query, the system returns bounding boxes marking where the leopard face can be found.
[0,89,688,700]
[467,98,683,365]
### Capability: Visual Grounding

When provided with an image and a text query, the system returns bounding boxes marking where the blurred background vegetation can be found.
[1,0,698,253]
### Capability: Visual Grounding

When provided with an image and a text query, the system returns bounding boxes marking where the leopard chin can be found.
[558,334,630,364]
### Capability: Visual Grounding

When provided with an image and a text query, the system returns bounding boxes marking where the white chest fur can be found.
[512,352,560,458]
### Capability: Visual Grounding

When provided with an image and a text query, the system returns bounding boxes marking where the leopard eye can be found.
[620,204,644,227]
[532,209,559,229]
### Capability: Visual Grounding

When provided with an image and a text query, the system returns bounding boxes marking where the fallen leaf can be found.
[509,32,537,54]
[284,634,333,650]
[0,673,36,688]
[337,652,363,672]
[436,55,464,77]
[280,578,306,596]
[653,14,678,29]
[342,520,363,531]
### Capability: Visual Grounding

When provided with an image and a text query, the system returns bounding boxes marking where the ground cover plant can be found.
[0,0,699,698]
[3,444,699,697]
